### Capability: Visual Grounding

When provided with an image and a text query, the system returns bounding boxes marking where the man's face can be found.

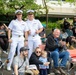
[27,13,34,20]
[23,50,28,57]
[53,29,60,38]
[16,13,22,19]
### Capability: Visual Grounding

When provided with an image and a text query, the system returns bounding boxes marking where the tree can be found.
[0,0,42,16]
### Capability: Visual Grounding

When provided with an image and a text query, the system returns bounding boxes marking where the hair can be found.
[53,28,60,33]
[35,47,41,51]
[41,51,47,56]
[0,23,4,26]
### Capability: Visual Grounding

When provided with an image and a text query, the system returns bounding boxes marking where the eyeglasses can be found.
[36,51,41,53]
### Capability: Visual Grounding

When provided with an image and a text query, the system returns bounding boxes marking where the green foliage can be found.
[42,21,61,29]
[0,0,42,16]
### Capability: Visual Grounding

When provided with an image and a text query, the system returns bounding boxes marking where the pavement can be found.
[0,49,76,75]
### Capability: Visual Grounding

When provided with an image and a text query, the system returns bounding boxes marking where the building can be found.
[35,0,76,18]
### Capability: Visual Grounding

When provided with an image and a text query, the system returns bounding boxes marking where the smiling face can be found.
[53,29,60,38]
[27,13,34,21]
[22,50,28,57]
[16,13,22,20]
[35,47,42,56]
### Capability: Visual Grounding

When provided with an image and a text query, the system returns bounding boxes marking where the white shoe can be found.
[7,66,11,71]
[3,51,8,54]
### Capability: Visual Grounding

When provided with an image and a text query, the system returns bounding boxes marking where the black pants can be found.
[0,36,9,51]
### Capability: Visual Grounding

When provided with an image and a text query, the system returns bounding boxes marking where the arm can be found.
[24,31,28,41]
[3,24,8,31]
[13,57,19,75]
[25,58,29,69]
[46,36,59,51]
[14,65,18,75]
[36,28,43,34]
[24,31,28,46]
[8,28,12,43]
[29,53,43,65]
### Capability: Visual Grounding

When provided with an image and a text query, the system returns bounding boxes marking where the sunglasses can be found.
[36,51,41,53]
[28,14,33,15]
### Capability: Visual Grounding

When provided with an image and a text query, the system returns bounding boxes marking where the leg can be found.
[7,37,18,70]
[0,38,5,50]
[51,51,59,67]
[59,51,69,75]
[28,40,34,58]
[59,51,69,67]
[17,36,24,55]
[3,37,9,51]
[50,51,61,75]
[34,38,42,49]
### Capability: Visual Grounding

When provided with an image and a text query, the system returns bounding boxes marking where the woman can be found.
[0,23,9,54]
[29,47,50,70]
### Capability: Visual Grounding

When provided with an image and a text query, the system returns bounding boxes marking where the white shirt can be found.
[26,19,43,37]
[8,19,29,36]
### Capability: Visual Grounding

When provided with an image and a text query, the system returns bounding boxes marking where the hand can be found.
[8,39,12,43]
[35,30,39,34]
[24,41,28,46]
[0,32,5,34]
[28,30,31,35]
[44,62,50,66]
[59,41,66,46]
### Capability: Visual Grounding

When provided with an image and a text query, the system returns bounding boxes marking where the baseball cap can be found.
[27,10,34,14]
[20,47,29,52]
[15,10,23,15]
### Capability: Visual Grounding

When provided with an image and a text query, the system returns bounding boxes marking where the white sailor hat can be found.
[27,10,34,14]
[15,10,23,14]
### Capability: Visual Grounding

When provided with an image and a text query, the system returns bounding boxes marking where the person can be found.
[72,17,76,37]
[7,10,28,71]
[0,23,9,54]
[65,25,76,49]
[39,51,50,75]
[12,47,29,75]
[60,29,68,42]
[63,18,70,30]
[26,10,43,58]
[29,47,50,70]
[39,24,46,44]
[45,29,69,75]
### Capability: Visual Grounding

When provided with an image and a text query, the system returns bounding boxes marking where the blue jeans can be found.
[39,69,47,75]
[50,50,69,68]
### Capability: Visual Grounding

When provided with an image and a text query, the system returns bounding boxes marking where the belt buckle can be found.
[18,35,21,37]
[33,35,34,37]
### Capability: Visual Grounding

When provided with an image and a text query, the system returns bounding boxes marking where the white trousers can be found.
[7,35,24,67]
[28,36,42,58]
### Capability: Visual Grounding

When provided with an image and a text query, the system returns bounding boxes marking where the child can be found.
[39,51,50,75]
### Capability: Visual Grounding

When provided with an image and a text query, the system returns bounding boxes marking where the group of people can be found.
[62,17,76,49]
[0,9,70,75]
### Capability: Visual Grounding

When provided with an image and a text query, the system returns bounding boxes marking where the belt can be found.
[18,35,21,37]
[13,35,22,37]
[32,35,35,37]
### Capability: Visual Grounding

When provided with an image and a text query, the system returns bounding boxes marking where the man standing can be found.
[26,10,43,58]
[7,10,28,70]
[46,29,69,75]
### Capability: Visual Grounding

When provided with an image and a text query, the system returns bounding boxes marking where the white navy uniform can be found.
[26,19,43,58]
[7,19,28,67]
